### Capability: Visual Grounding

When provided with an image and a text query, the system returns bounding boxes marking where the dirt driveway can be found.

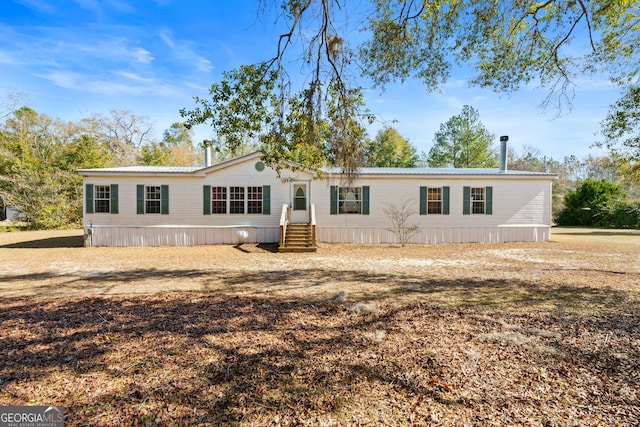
[1,227,638,303]
[1,228,639,426]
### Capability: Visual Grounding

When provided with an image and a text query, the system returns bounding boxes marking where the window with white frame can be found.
[146,185,161,214]
[94,185,111,213]
[212,186,227,214]
[229,186,245,214]
[427,187,442,214]
[339,187,361,214]
[471,187,485,214]
[247,186,263,214]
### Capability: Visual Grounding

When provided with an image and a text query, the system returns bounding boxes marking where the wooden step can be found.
[279,223,317,252]
[278,246,317,253]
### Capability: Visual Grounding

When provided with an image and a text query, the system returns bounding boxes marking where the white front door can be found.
[291,182,308,223]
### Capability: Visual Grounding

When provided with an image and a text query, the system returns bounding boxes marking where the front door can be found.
[291,182,308,223]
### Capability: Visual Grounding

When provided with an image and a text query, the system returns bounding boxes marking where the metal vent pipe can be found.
[499,135,508,173]
[203,140,212,167]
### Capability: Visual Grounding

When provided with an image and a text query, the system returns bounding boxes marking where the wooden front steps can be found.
[279,223,317,253]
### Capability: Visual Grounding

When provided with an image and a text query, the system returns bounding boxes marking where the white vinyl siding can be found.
[81,152,553,246]
[318,178,545,243]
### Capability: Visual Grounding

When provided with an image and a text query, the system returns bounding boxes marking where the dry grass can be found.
[1,227,639,425]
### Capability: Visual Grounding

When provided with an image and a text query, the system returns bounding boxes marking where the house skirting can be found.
[84,224,550,247]
[84,225,280,247]
[317,225,550,244]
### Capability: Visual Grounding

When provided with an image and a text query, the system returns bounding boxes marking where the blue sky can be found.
[1,0,619,161]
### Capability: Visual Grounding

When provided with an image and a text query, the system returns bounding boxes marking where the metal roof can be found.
[78,156,555,178]
[321,167,555,176]
[78,166,202,173]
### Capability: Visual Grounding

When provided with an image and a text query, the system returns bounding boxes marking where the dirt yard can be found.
[1,228,639,425]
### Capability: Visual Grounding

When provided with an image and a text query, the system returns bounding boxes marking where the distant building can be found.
[0,197,20,222]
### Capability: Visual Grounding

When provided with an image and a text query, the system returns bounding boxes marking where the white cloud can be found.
[72,0,134,14]
[36,70,183,97]
[76,38,154,64]
[72,0,101,14]
[12,0,56,14]
[0,22,154,68]
[159,31,175,49]
[0,50,19,65]
[113,71,154,84]
[158,29,213,74]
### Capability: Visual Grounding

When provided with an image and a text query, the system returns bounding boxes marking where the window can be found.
[339,187,362,214]
[86,183,118,214]
[212,186,227,214]
[204,185,270,216]
[427,188,442,214]
[230,186,244,214]
[137,184,168,215]
[331,185,369,215]
[463,186,492,215]
[247,186,263,214]
[146,186,161,214]
[420,186,449,215]
[94,185,111,213]
[293,185,306,211]
[471,187,485,214]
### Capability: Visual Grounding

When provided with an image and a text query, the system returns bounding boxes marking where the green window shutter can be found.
[110,184,119,214]
[463,186,471,215]
[362,186,370,215]
[485,186,493,215]
[330,185,338,215]
[262,185,270,215]
[419,186,427,215]
[203,185,211,215]
[85,184,94,214]
[443,186,450,215]
[161,185,169,215]
[136,185,144,214]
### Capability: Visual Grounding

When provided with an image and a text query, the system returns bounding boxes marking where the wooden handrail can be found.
[310,204,316,226]
[279,204,289,247]
[310,204,316,247]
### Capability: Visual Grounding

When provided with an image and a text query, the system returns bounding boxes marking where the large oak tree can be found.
[181,1,638,174]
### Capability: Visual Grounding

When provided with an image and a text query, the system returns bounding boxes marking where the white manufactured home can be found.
[78,150,555,250]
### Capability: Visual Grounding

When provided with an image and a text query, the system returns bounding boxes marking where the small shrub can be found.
[383,199,419,246]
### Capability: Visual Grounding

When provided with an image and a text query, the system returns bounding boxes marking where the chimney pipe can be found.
[203,140,212,167]
[499,135,508,173]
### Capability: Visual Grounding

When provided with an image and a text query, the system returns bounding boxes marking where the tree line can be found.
[0,106,199,228]
[1,100,637,229]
